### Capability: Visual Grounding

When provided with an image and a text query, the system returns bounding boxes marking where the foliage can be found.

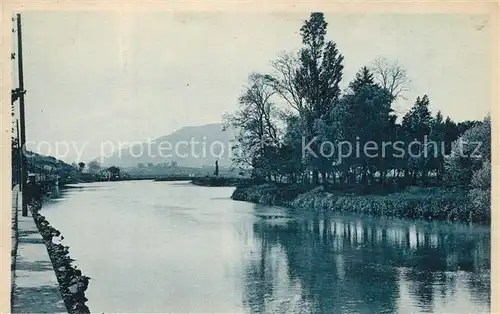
[223,73,281,180]
[78,162,85,172]
[370,57,409,101]
[468,160,491,219]
[107,166,121,180]
[226,12,484,192]
[231,183,309,206]
[87,160,101,174]
[225,12,491,223]
[232,184,485,223]
[444,116,491,188]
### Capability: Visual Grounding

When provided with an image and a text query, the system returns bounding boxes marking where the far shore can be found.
[39,177,489,225]
[230,183,489,225]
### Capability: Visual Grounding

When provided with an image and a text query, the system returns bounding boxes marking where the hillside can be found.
[12,151,82,185]
[101,123,236,168]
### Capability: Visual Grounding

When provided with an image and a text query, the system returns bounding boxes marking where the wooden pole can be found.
[17,14,28,217]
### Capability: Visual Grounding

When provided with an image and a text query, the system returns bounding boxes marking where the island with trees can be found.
[225,13,491,224]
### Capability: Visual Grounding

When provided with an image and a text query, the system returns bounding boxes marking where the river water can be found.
[42,181,490,313]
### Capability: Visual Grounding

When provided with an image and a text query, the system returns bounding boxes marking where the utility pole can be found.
[16,120,22,186]
[16,14,28,217]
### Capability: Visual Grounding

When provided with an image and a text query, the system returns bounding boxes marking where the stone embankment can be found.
[11,185,67,313]
[11,185,91,313]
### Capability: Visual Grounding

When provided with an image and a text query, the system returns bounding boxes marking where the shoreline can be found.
[50,180,489,225]
[190,176,255,187]
[231,184,490,225]
[27,185,91,313]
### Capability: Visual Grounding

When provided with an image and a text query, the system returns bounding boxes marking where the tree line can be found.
[224,12,490,196]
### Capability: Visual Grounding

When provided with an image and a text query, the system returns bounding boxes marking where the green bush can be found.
[232,184,487,224]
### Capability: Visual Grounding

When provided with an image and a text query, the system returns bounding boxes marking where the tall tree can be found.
[336,67,393,187]
[267,53,304,113]
[443,116,459,155]
[371,57,409,101]
[296,12,344,120]
[295,12,344,185]
[224,73,279,180]
[264,13,344,185]
[402,95,432,142]
[401,95,432,184]
[277,114,306,184]
[425,111,446,182]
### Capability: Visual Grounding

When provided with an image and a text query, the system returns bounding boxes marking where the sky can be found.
[12,11,492,162]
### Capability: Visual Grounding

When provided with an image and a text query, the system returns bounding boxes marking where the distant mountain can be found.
[101,123,236,168]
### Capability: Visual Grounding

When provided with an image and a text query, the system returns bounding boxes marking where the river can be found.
[42,180,490,313]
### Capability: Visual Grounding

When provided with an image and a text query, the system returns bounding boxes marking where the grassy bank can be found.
[231,183,309,206]
[231,184,489,224]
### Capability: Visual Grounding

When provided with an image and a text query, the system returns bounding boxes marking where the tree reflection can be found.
[242,213,490,313]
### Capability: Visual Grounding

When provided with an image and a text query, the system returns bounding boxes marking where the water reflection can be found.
[42,182,490,313]
[243,212,490,313]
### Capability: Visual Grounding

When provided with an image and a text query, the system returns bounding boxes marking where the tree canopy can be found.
[224,12,490,205]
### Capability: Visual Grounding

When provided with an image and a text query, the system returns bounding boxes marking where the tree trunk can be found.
[380,171,385,187]
[361,167,368,187]
[321,172,328,189]
[312,169,320,186]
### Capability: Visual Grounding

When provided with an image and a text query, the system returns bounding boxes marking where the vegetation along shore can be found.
[231,184,488,224]
[225,13,491,224]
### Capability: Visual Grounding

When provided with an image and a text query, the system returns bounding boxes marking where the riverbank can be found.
[231,184,489,224]
[18,182,91,313]
[30,197,90,313]
[190,176,257,187]
[64,173,250,185]
[11,185,67,313]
